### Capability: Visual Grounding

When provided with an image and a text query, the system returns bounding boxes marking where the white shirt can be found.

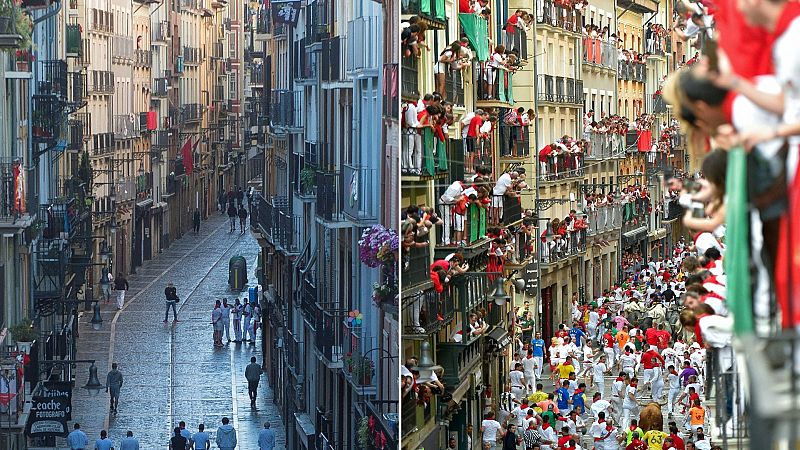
[440,181,465,204]
[589,311,600,326]
[668,372,680,389]
[620,353,637,369]
[590,400,612,419]
[622,385,637,408]
[461,112,476,138]
[509,370,525,387]
[481,419,502,442]
[593,362,607,380]
[493,173,514,196]
[403,102,420,128]
[522,356,537,375]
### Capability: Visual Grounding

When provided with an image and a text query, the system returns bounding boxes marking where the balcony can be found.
[403,284,454,336]
[152,130,170,148]
[68,71,87,106]
[621,197,651,238]
[619,61,646,83]
[152,21,170,43]
[112,35,134,63]
[270,89,302,130]
[583,38,617,70]
[134,49,152,67]
[89,9,114,34]
[501,28,529,60]
[538,220,586,265]
[252,197,301,253]
[383,63,399,119]
[342,164,378,224]
[250,64,265,86]
[37,60,68,99]
[32,96,60,143]
[436,199,487,247]
[537,0,581,33]
[652,93,668,114]
[400,56,419,100]
[617,0,658,14]
[183,46,201,65]
[88,70,115,94]
[346,16,380,74]
[0,160,26,221]
[585,205,622,235]
[113,114,140,139]
[499,124,530,158]
[586,131,624,160]
[476,63,514,105]
[90,132,115,157]
[180,103,202,123]
[443,68,464,107]
[256,8,272,36]
[402,245,430,290]
[152,77,169,97]
[67,113,90,151]
[401,0,447,29]
[321,36,346,82]
[538,150,585,182]
[77,38,91,66]
[316,169,343,222]
[297,48,318,82]
[537,74,582,105]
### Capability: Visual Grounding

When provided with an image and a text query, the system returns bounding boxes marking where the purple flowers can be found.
[358,225,399,268]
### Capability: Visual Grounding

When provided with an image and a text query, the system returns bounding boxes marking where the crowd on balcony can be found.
[582,111,629,158]
[582,24,617,68]
[645,23,671,55]
[537,136,586,181]
[401,92,455,176]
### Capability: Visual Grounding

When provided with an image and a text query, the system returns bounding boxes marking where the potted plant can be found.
[343,352,354,373]
[0,0,12,34]
[352,355,374,386]
[358,225,399,268]
[299,167,315,194]
[371,281,397,306]
[15,49,34,71]
[9,318,37,353]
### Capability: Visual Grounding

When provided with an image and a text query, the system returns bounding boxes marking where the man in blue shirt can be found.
[179,421,192,448]
[67,423,89,450]
[258,421,276,450]
[556,380,571,413]
[120,430,140,450]
[530,331,546,379]
[569,323,586,347]
[192,424,210,450]
[94,430,114,450]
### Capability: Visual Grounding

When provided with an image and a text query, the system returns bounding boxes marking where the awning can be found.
[486,326,511,348]
[623,226,648,239]
[135,199,154,213]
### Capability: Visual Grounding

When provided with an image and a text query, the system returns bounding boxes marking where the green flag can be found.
[724,147,753,335]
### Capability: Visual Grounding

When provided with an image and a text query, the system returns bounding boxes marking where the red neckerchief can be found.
[615,377,625,382]
[630,381,638,388]
[542,422,551,430]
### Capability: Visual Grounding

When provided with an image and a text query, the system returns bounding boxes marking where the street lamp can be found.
[85,362,103,389]
[109,184,117,202]
[491,277,510,306]
[109,217,118,234]
[411,341,443,385]
[90,302,103,330]
[99,240,111,262]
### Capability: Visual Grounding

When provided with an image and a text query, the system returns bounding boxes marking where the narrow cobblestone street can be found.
[64,213,286,449]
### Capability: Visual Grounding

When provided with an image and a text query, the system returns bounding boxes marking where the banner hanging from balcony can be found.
[12,159,26,214]
[271,1,301,25]
[180,138,199,175]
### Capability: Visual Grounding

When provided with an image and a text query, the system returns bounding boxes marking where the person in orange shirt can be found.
[616,326,631,354]
[685,399,705,437]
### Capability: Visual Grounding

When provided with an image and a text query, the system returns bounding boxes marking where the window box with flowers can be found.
[358,224,399,269]
[351,353,375,386]
[357,415,390,450]
[15,48,33,71]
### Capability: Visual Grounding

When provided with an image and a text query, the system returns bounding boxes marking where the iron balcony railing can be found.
[383,63,399,119]
[68,71,87,105]
[90,9,114,33]
[134,49,152,67]
[652,93,668,114]
[113,114,140,139]
[538,219,587,264]
[401,244,430,290]
[537,0,581,32]
[152,77,168,97]
[90,132,114,157]
[475,62,514,104]
[342,164,378,223]
[315,169,342,222]
[537,74,583,105]
[88,70,114,94]
[270,89,302,129]
[585,205,622,235]
[444,68,464,107]
[501,28,528,59]
[499,123,531,158]
[32,96,60,143]
[152,130,170,148]
[37,60,68,99]
[539,150,585,181]
[401,0,447,25]
[402,282,455,336]
[183,46,201,65]
[256,8,272,34]
[77,38,91,66]
[181,103,202,122]
[583,38,618,70]
[152,20,170,42]
[0,159,26,221]
[321,36,346,82]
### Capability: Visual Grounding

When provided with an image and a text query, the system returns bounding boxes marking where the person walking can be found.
[237,205,248,234]
[119,431,139,450]
[232,298,242,342]
[215,417,237,450]
[249,300,261,343]
[227,203,238,232]
[94,430,114,450]
[245,356,262,407]
[242,300,252,343]
[212,300,224,347]
[113,273,128,310]
[236,186,244,206]
[100,268,113,304]
[179,421,192,448]
[258,422,276,450]
[164,282,179,323]
[106,362,124,414]
[218,191,227,214]
[221,298,232,342]
[67,423,89,450]
[169,427,187,450]
[192,424,210,450]
[192,208,201,235]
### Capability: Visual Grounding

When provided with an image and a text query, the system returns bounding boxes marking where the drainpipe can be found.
[532,8,543,335]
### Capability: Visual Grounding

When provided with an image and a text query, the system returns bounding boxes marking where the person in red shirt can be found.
[626,432,648,450]
[556,324,570,340]
[459,0,475,13]
[656,324,671,350]
[666,425,685,450]
[465,111,487,172]
[645,326,659,347]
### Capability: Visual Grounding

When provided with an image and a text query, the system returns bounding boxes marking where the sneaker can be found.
[437,314,444,321]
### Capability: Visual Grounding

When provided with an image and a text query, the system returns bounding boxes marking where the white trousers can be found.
[534,356,544,379]
[116,290,125,309]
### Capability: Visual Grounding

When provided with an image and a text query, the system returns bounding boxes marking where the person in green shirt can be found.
[540,403,557,425]
[625,419,645,445]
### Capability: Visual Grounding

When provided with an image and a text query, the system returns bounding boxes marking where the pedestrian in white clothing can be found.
[509,362,527,400]
[242,300,252,342]
[221,298,232,342]
[522,349,537,393]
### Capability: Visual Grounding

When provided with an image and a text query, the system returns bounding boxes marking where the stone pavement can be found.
[64,213,286,449]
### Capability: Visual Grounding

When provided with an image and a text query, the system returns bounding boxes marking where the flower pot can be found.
[359,375,372,386]
[0,16,10,34]
[16,61,28,72]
